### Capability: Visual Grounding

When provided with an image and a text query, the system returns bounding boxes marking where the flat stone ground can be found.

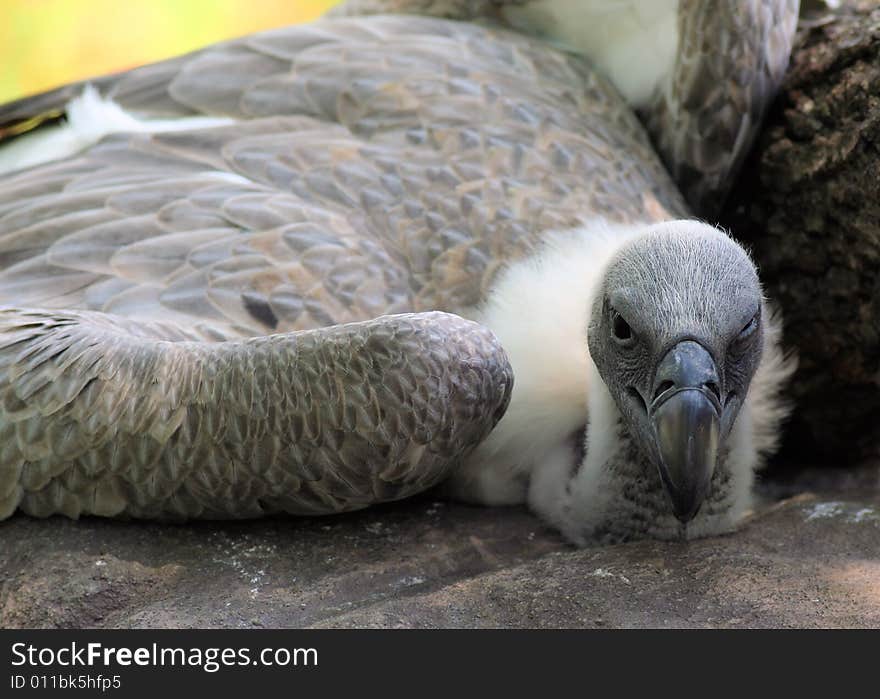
[1,467,878,628]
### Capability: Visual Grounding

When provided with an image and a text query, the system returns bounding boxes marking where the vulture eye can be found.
[611,309,634,345]
[736,311,760,343]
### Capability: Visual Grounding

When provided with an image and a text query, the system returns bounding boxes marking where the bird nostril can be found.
[653,380,675,402]
[704,382,721,401]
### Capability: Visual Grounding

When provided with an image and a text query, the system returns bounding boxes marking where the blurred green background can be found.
[1,0,341,103]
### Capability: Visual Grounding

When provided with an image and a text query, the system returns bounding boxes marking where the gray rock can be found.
[1,476,878,628]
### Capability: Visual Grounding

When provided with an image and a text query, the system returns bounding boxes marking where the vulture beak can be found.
[649,341,722,523]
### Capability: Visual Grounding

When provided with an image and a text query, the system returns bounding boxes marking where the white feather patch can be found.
[502,0,680,108]
[0,85,236,175]
[447,221,643,504]
[746,303,798,467]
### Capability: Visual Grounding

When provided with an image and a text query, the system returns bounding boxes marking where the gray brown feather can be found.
[0,310,511,520]
[0,15,689,520]
[643,0,800,216]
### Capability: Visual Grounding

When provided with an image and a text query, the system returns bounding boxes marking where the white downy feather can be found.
[449,221,642,503]
[502,0,680,108]
[0,86,235,175]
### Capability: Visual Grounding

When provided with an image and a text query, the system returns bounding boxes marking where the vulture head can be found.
[587,221,764,526]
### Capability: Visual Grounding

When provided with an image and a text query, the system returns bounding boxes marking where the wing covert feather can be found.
[0,15,686,519]
[0,17,684,338]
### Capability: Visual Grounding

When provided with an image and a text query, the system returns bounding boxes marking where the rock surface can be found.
[2,471,878,629]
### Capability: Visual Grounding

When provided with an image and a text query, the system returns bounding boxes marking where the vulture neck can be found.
[535,361,757,544]
[450,222,640,504]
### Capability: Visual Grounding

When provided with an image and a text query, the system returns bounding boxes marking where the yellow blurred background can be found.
[1,0,341,104]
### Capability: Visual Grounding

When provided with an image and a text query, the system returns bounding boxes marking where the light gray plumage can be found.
[0,1,798,542]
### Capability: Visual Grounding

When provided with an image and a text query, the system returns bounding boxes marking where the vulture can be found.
[0,0,799,543]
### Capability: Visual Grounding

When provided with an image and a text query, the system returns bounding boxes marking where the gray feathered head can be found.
[589,220,764,523]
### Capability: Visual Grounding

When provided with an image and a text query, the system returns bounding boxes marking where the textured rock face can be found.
[722,2,880,464]
[2,472,878,628]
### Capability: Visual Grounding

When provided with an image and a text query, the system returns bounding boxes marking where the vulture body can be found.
[0,0,798,542]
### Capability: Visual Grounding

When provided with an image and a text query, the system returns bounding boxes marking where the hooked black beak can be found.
[649,341,721,524]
